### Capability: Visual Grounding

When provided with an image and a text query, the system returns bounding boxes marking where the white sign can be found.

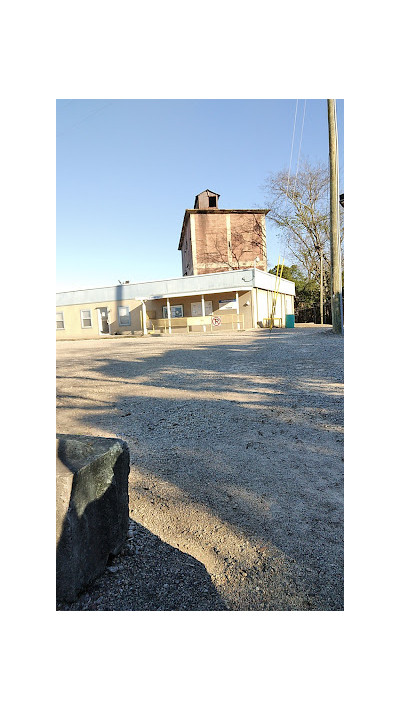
[218,300,236,310]
[191,301,213,317]
[212,316,222,327]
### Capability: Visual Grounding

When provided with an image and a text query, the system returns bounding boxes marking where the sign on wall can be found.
[162,305,184,318]
[191,301,213,317]
[218,299,236,310]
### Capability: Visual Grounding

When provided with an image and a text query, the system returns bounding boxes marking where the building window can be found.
[209,196,217,207]
[80,309,92,328]
[162,305,184,318]
[56,312,64,329]
[118,305,131,326]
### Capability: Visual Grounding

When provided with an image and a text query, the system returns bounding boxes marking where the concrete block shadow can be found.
[56,518,228,611]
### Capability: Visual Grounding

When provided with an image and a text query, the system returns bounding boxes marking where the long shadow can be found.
[57,518,228,611]
[56,328,344,609]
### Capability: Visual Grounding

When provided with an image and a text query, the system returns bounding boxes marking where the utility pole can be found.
[327,99,343,334]
[319,247,324,325]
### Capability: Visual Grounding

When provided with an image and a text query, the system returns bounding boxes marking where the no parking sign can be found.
[212,316,222,327]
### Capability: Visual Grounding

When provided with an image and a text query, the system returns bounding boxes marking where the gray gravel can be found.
[56,325,344,611]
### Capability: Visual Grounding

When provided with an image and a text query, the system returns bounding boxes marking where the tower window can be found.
[208,196,217,207]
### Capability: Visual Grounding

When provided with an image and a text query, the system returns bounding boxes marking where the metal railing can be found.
[147,313,244,333]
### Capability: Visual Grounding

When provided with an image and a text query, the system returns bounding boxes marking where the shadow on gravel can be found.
[56,519,228,611]
[57,328,344,610]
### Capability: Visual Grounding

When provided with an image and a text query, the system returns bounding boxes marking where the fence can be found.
[296,302,332,324]
[146,313,244,333]
[295,291,344,325]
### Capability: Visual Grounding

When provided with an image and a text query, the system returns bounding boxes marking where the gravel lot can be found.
[56,325,344,611]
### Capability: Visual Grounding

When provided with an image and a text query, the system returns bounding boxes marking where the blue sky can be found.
[56,99,344,292]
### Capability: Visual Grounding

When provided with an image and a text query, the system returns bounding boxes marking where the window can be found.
[80,309,92,328]
[56,312,64,329]
[208,196,217,207]
[118,305,131,326]
[162,305,184,318]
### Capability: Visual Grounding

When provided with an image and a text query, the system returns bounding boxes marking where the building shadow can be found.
[57,328,344,610]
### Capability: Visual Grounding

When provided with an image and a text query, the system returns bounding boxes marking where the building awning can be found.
[56,268,295,307]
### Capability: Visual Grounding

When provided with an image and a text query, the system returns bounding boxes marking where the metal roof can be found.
[56,268,295,307]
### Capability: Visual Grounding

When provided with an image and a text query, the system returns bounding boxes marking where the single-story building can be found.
[56,268,295,340]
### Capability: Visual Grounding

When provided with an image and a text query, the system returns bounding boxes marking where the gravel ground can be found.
[56,325,344,611]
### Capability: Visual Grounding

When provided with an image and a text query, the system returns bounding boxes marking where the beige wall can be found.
[56,298,143,340]
[56,287,293,339]
[57,290,255,339]
[145,290,254,330]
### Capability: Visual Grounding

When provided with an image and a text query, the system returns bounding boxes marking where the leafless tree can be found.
[263,159,344,285]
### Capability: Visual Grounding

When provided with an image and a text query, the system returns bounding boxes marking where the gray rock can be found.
[56,434,130,603]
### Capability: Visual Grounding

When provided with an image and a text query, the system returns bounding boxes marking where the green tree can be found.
[269,264,319,310]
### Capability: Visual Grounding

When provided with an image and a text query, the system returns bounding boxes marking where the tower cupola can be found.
[194,189,220,209]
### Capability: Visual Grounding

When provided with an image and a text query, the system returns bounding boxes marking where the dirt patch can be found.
[56,326,344,611]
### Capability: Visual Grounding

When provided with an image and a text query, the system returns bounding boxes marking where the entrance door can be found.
[97,307,110,335]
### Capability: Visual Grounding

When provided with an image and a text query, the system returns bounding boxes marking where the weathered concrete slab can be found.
[56,434,130,603]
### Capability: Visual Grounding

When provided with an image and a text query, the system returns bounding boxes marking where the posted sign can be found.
[218,300,235,310]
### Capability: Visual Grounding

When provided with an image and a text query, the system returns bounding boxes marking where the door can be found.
[97,307,110,334]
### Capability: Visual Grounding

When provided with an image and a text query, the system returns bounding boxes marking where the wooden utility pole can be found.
[319,247,324,324]
[327,99,343,334]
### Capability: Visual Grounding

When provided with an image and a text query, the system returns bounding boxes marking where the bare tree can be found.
[263,159,344,319]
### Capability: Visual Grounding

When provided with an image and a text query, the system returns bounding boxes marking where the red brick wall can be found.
[193,212,266,274]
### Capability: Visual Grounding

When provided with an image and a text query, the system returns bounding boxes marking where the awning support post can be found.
[167,298,172,334]
[141,300,147,335]
[201,294,206,332]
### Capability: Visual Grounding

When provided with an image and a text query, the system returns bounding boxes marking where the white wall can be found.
[256,289,294,325]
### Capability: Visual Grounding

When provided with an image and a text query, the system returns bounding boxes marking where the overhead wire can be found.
[269,99,299,335]
[269,100,301,331]
[57,99,74,111]
[281,99,300,266]
[285,99,298,199]
[292,99,306,197]
[57,100,113,138]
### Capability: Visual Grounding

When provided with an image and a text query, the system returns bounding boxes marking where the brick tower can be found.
[178,190,268,276]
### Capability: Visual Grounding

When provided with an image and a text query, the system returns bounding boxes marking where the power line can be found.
[57,99,74,112]
[292,99,307,196]
[57,100,113,138]
[285,99,298,198]
[281,99,300,267]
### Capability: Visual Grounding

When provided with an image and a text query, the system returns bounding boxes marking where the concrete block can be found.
[56,434,130,603]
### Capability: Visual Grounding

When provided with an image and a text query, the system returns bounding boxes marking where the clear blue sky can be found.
[56,99,344,292]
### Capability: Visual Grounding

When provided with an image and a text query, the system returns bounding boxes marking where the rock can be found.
[56,434,130,603]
